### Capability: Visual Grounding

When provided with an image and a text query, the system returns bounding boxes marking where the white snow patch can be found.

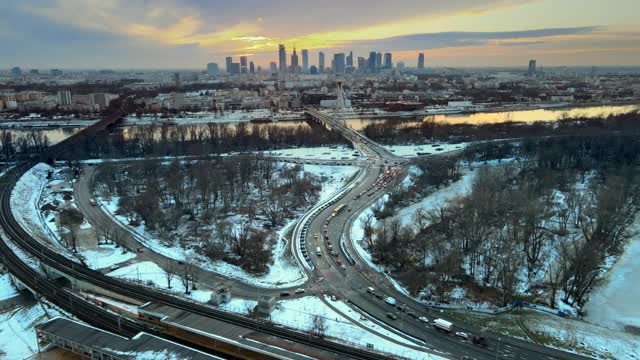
[265,145,361,161]
[0,304,63,359]
[271,296,446,359]
[79,245,137,270]
[0,273,19,301]
[584,215,640,332]
[107,262,213,303]
[384,143,468,158]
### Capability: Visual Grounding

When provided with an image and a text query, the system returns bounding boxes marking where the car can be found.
[89,198,97,206]
[280,291,291,297]
[456,332,470,340]
[366,287,376,294]
[331,295,338,301]
[384,297,397,306]
[109,264,120,271]
[408,312,418,319]
[374,293,385,300]
[340,264,347,270]
[386,313,398,320]
[136,247,144,253]
[419,316,430,324]
[396,305,406,312]
[294,288,305,294]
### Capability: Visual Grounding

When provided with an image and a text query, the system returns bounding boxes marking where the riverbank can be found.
[0,100,638,130]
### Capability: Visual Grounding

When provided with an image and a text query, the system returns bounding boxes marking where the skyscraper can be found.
[270,62,277,74]
[417,53,425,69]
[376,53,382,70]
[333,53,346,74]
[319,52,325,73]
[173,72,181,88]
[291,46,299,69]
[346,51,353,69]
[230,63,240,75]
[207,63,219,76]
[383,53,392,69]
[226,57,233,73]
[528,59,537,75]
[240,56,248,74]
[278,44,287,75]
[302,49,309,73]
[368,52,377,73]
[249,61,255,74]
[357,57,366,71]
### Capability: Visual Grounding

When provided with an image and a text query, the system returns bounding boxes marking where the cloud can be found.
[347,27,602,51]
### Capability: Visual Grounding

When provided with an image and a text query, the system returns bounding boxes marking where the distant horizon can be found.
[2,0,639,69]
[5,64,640,73]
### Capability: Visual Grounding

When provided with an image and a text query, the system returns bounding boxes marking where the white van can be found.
[316,247,322,256]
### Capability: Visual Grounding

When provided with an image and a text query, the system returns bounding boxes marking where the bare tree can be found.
[311,314,328,338]
[161,261,174,289]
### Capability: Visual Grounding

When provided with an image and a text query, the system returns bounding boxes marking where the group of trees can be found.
[95,155,321,273]
[366,135,640,309]
[76,121,347,160]
[0,129,50,160]
[363,109,640,144]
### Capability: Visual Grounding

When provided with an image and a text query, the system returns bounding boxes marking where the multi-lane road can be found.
[7,107,593,359]
[299,108,590,360]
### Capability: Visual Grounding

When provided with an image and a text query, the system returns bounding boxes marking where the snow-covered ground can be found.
[10,163,80,262]
[0,304,63,359]
[271,296,446,359]
[393,169,476,226]
[383,143,468,158]
[217,298,258,315]
[265,145,362,161]
[98,162,357,289]
[584,215,640,332]
[107,261,214,303]
[0,273,19,301]
[299,164,359,203]
[80,245,137,270]
[525,314,640,359]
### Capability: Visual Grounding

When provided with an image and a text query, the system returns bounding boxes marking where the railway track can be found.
[0,113,393,360]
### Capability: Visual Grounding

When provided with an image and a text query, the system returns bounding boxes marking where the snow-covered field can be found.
[584,216,640,332]
[0,273,19,301]
[299,164,359,203]
[265,145,362,161]
[383,143,468,158]
[393,169,476,226]
[0,304,63,359]
[80,245,137,270]
[271,296,446,359]
[525,314,640,359]
[218,298,258,315]
[98,162,357,289]
[107,261,214,303]
[10,163,80,262]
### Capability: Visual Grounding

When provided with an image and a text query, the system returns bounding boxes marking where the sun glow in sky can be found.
[2,0,639,69]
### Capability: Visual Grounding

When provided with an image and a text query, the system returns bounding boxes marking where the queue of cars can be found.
[366,286,488,347]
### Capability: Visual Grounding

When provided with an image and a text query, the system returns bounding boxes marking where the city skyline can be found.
[1,0,640,69]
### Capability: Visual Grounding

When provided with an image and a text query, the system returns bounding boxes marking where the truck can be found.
[316,247,322,256]
[433,318,454,333]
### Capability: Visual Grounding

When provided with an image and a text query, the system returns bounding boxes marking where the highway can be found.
[0,106,593,360]
[0,111,395,360]
[300,108,591,360]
